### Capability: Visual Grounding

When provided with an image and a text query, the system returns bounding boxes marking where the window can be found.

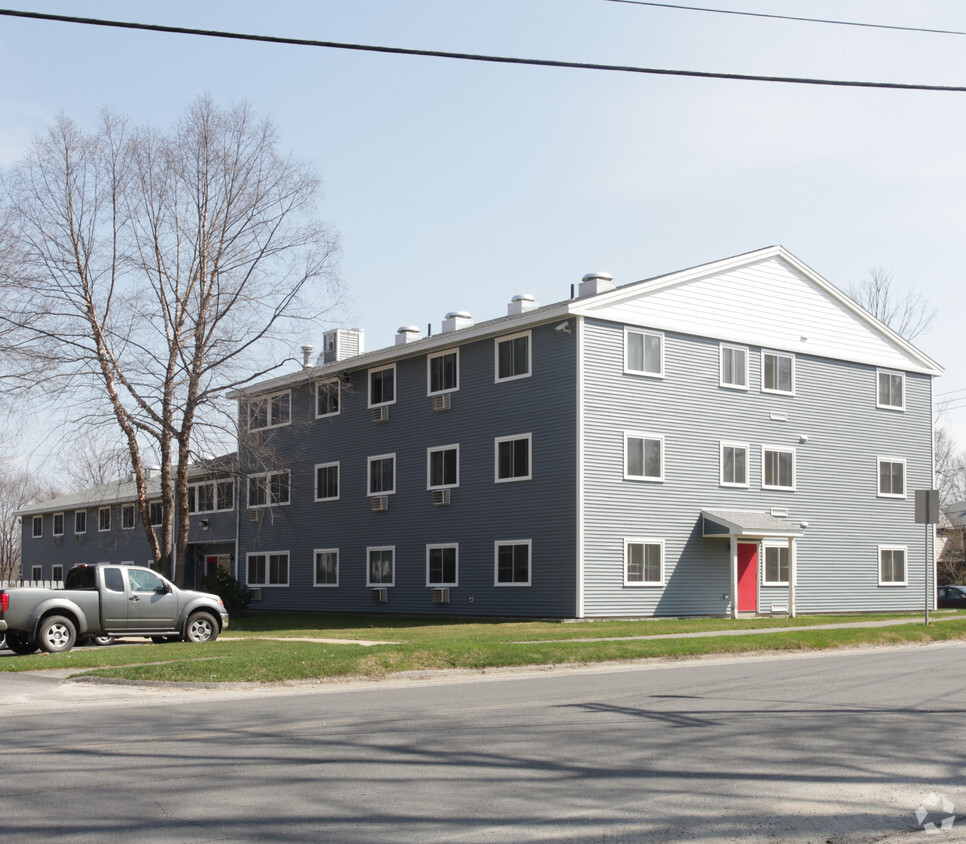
[98,507,111,532]
[367,546,394,586]
[31,566,41,581]
[188,480,234,513]
[74,510,87,534]
[877,369,904,410]
[495,331,531,382]
[120,504,135,530]
[495,541,531,586]
[103,567,124,592]
[720,442,749,487]
[316,378,341,417]
[427,544,458,587]
[624,539,664,586]
[248,390,291,431]
[368,454,396,496]
[720,344,748,389]
[763,545,790,585]
[314,549,339,587]
[428,349,459,395]
[762,351,794,394]
[52,513,64,536]
[149,502,163,527]
[625,328,664,377]
[495,434,531,482]
[878,458,906,498]
[369,364,396,407]
[52,565,63,583]
[31,515,42,538]
[762,447,795,490]
[129,568,165,593]
[248,471,291,508]
[427,445,459,489]
[879,546,907,585]
[624,432,664,482]
[315,462,340,501]
[247,552,290,587]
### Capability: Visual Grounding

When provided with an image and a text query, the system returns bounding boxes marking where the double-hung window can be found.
[495,331,531,382]
[624,432,664,482]
[879,546,906,585]
[877,457,905,498]
[427,445,459,489]
[720,442,749,487]
[247,551,290,586]
[624,539,664,586]
[495,434,531,482]
[98,507,111,532]
[248,471,291,508]
[720,344,748,389]
[495,540,531,586]
[427,544,458,587]
[149,502,162,527]
[369,365,396,407]
[249,390,291,431]
[763,544,790,585]
[625,329,664,377]
[368,454,396,496]
[53,513,64,536]
[121,504,135,530]
[762,351,794,394]
[428,349,459,395]
[367,546,395,586]
[32,515,42,538]
[877,369,904,410]
[314,549,339,586]
[74,510,87,534]
[316,379,340,417]
[315,462,340,501]
[762,447,795,490]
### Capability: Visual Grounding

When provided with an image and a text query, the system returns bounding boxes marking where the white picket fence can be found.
[0,580,64,589]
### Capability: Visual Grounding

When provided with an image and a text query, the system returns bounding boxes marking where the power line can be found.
[603,0,966,37]
[1,7,966,93]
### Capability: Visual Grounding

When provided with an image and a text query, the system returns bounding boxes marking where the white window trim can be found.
[52,512,64,537]
[366,545,395,587]
[623,538,665,587]
[368,363,397,409]
[624,431,665,482]
[623,327,665,378]
[494,434,532,483]
[367,453,397,496]
[188,480,235,514]
[249,389,292,431]
[247,470,291,509]
[314,461,341,502]
[427,444,460,490]
[761,541,790,586]
[719,441,750,488]
[427,348,460,396]
[52,564,63,582]
[426,543,459,587]
[876,368,905,411]
[761,445,796,491]
[494,330,532,383]
[494,539,532,587]
[878,544,908,586]
[245,551,290,588]
[74,510,87,534]
[719,343,749,390]
[761,350,795,395]
[31,565,42,581]
[98,507,111,532]
[313,548,340,588]
[315,378,341,419]
[149,502,162,528]
[877,456,907,499]
[121,504,135,530]
[31,515,42,538]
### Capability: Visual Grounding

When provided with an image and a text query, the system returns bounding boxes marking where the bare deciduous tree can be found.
[0,96,341,585]
[849,268,935,341]
[0,462,56,582]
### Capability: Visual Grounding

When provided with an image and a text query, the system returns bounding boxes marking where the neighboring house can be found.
[19,246,943,618]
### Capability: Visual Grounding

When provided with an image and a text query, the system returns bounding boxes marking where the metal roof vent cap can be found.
[442,311,473,333]
[395,326,422,346]
[578,272,615,298]
[508,293,537,316]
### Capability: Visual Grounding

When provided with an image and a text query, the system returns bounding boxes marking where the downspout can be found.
[730,534,739,619]
[575,315,584,619]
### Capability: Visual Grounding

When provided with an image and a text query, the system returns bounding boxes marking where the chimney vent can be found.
[321,329,365,364]
[442,311,473,333]
[301,344,314,368]
[578,272,616,298]
[508,294,537,316]
[395,326,421,346]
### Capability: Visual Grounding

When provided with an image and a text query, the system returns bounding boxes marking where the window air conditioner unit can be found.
[371,587,388,603]
[54,536,62,546]
[249,510,261,523]
[75,535,84,544]
[248,587,262,602]
[432,393,451,411]
[431,587,450,604]
[431,489,450,506]
[372,406,389,422]
[371,496,389,512]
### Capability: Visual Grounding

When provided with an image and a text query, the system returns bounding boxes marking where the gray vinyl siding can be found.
[238,321,579,617]
[581,317,935,617]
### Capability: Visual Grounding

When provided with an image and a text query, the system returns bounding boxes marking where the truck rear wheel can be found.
[6,631,38,655]
[38,615,76,654]
[185,612,218,644]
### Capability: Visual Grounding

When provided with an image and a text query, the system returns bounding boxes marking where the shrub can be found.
[201,569,252,615]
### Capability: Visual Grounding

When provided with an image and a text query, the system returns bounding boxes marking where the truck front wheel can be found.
[38,615,77,653]
[185,612,219,644]
[6,631,38,655]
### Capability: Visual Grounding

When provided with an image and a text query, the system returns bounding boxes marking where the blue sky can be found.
[3,1,966,462]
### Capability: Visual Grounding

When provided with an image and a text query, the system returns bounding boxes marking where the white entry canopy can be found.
[702,509,805,539]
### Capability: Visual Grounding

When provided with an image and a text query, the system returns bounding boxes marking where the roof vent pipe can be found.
[395,326,422,346]
[442,311,473,333]
[578,272,616,298]
[508,293,537,316]
[301,344,314,368]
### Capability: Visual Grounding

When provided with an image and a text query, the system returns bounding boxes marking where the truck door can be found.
[101,567,128,628]
[125,568,179,631]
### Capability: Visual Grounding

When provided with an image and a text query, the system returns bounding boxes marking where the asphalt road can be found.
[1,643,965,843]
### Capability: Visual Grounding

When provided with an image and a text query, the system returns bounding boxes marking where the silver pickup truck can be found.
[0,563,229,654]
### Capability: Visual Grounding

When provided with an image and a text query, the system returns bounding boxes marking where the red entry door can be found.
[737,543,758,612]
[205,555,220,578]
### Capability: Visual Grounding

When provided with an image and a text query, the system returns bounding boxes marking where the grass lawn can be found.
[3,610,965,684]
